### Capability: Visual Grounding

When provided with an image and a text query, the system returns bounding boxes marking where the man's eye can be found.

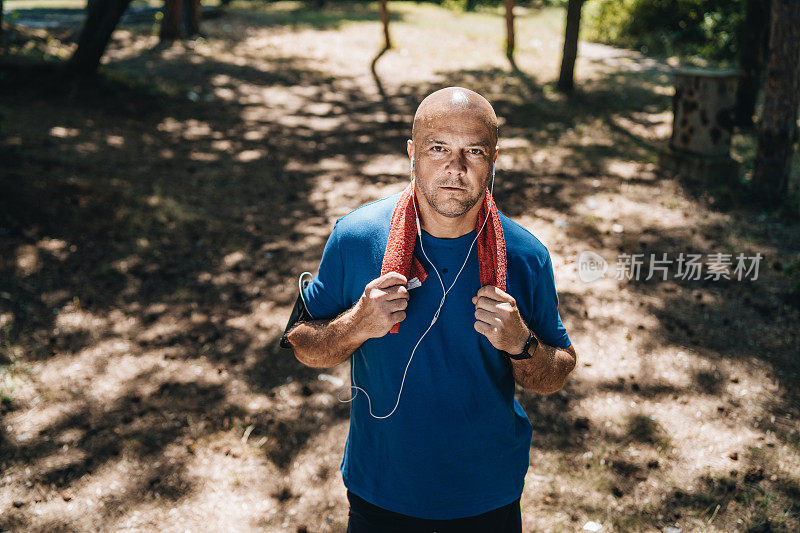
[431,146,444,152]
[470,149,484,155]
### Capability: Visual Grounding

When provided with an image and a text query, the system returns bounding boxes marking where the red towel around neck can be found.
[381,180,507,333]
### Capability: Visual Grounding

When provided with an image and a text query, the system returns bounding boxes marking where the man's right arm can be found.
[285,272,410,369]
[285,302,371,369]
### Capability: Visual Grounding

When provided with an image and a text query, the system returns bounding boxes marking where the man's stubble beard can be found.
[415,173,491,219]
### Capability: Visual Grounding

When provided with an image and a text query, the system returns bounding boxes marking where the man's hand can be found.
[287,271,409,369]
[356,272,410,339]
[472,285,530,354]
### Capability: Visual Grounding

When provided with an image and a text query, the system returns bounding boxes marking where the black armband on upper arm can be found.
[280,280,314,349]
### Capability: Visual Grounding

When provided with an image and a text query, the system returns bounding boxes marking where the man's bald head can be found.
[412,87,498,149]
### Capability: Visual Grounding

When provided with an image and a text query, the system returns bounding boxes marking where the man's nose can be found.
[444,150,467,175]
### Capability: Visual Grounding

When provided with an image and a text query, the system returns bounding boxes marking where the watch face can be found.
[519,332,535,358]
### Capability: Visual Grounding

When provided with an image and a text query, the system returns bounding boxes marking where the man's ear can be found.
[407,139,414,159]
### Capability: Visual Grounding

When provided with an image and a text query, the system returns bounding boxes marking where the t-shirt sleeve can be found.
[529,253,572,349]
[301,218,349,320]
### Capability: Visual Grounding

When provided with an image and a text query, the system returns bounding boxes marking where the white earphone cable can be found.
[335,156,496,419]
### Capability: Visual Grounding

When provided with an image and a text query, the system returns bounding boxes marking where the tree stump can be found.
[659,68,742,188]
[670,68,739,156]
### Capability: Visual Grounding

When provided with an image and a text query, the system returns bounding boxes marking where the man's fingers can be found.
[389,298,408,312]
[474,294,505,308]
[474,296,492,311]
[474,296,503,312]
[384,284,410,300]
[476,284,511,303]
[375,271,408,289]
[390,310,407,323]
[474,295,517,314]
[474,320,497,336]
[474,308,500,325]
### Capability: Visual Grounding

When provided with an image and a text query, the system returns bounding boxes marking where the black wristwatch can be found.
[500,329,537,360]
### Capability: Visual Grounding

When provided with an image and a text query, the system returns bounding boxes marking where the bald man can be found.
[282,87,577,532]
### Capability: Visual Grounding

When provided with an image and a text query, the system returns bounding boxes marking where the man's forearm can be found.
[286,302,370,369]
[509,333,577,395]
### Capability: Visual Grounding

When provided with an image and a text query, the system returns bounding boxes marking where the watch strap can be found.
[500,330,536,360]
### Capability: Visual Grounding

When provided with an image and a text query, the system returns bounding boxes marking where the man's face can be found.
[409,110,497,219]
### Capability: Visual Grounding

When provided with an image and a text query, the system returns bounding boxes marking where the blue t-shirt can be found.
[302,191,571,519]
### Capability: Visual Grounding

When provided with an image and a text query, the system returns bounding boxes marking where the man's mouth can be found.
[441,186,464,191]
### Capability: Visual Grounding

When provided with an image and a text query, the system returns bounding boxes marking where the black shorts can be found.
[346,490,523,533]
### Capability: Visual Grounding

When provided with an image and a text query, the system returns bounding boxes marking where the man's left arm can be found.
[507,332,577,395]
[472,286,577,395]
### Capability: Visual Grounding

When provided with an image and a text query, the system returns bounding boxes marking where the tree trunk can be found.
[504,0,514,59]
[379,0,391,50]
[65,0,133,77]
[184,0,201,37]
[752,0,800,204]
[557,0,583,92]
[1,0,5,55]
[160,0,183,41]
[735,0,772,128]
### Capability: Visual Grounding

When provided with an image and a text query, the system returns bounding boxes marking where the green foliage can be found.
[440,0,469,12]
[437,0,567,13]
[584,0,747,62]
[440,0,499,13]
[436,0,569,13]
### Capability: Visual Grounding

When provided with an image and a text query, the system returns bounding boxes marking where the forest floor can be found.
[1,2,800,532]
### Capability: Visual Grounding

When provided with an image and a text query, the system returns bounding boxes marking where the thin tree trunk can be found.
[735,0,772,128]
[752,0,800,203]
[379,0,391,50]
[65,0,133,77]
[1,0,5,55]
[557,0,583,92]
[504,0,514,59]
[184,0,201,37]
[160,0,183,41]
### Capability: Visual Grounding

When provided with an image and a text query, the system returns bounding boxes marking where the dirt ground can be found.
[1,2,799,532]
